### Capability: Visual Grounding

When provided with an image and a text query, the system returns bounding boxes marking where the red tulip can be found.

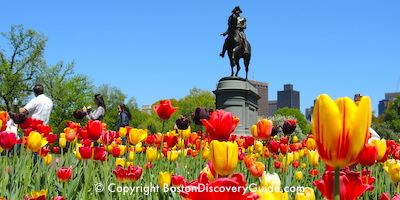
[85,120,105,141]
[39,148,50,157]
[164,135,178,148]
[79,147,92,159]
[46,133,58,144]
[274,161,282,169]
[82,139,92,147]
[359,144,378,167]
[93,147,106,161]
[171,174,185,187]
[309,169,319,177]
[36,124,52,137]
[380,193,400,200]
[313,170,374,200]
[113,165,142,183]
[153,100,179,121]
[0,131,22,149]
[57,167,72,182]
[112,146,121,157]
[268,140,280,153]
[200,110,239,141]
[52,147,60,153]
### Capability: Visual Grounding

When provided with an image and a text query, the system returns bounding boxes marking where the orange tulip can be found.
[312,94,371,168]
[252,119,273,140]
[249,161,265,178]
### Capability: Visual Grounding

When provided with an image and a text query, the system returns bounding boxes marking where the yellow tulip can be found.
[119,127,127,138]
[306,138,317,150]
[295,187,315,200]
[118,145,127,156]
[28,132,48,152]
[293,152,300,161]
[167,150,180,162]
[178,127,191,140]
[126,162,133,167]
[158,172,171,188]
[128,128,148,145]
[201,165,215,181]
[370,139,386,160]
[307,150,319,167]
[282,153,293,167]
[259,171,281,189]
[312,94,371,168]
[135,142,143,153]
[60,133,66,138]
[59,138,66,148]
[116,158,126,167]
[387,159,400,182]
[202,147,210,159]
[30,189,48,198]
[146,147,157,162]
[255,141,263,153]
[177,138,185,148]
[301,163,307,168]
[292,136,298,143]
[299,149,305,157]
[43,154,52,165]
[75,144,84,160]
[128,151,135,161]
[209,140,238,176]
[295,171,302,181]
[0,146,3,153]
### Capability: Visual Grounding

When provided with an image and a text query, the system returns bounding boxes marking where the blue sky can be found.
[1,1,399,115]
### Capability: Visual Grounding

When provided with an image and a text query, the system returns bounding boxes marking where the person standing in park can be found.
[116,103,131,131]
[83,94,106,121]
[19,84,53,125]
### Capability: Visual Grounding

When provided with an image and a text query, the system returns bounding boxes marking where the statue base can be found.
[213,76,260,137]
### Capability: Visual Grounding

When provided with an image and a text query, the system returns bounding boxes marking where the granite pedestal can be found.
[213,77,260,136]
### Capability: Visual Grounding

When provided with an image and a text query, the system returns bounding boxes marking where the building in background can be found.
[249,80,268,117]
[378,92,400,115]
[141,105,152,115]
[277,84,300,110]
[268,100,277,116]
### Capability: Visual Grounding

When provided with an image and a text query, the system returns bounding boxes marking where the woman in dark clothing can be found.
[116,104,132,131]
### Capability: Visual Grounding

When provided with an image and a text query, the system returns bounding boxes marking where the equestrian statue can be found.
[220,6,251,80]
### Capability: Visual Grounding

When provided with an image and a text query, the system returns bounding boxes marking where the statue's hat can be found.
[232,6,242,13]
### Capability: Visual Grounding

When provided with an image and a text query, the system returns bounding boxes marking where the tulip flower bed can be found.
[1,97,400,200]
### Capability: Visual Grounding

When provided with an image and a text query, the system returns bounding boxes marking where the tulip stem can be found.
[334,167,340,200]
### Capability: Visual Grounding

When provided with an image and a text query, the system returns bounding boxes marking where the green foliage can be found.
[273,107,310,135]
[371,122,399,141]
[36,61,94,133]
[0,25,47,111]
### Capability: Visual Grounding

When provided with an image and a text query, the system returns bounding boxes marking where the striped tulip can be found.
[312,94,371,168]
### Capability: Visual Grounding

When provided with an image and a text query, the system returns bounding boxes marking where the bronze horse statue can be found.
[220,6,251,80]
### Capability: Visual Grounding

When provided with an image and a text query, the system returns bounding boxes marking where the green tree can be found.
[36,61,93,133]
[273,107,310,135]
[0,25,47,112]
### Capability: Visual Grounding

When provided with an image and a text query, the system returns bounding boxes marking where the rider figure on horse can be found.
[220,6,250,58]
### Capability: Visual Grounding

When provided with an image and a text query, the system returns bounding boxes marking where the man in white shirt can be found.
[19,84,53,125]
